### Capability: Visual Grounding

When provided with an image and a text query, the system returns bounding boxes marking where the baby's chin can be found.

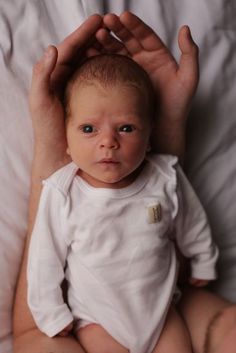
[84,173,135,189]
[78,165,143,188]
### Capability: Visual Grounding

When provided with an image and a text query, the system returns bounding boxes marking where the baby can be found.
[27,54,218,353]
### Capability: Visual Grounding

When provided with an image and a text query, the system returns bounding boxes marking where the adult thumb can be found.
[29,45,58,109]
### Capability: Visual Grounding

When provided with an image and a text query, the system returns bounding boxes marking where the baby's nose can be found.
[100,132,119,149]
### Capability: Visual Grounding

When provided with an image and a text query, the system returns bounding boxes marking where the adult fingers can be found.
[95,28,128,55]
[119,11,166,52]
[178,26,199,93]
[50,15,103,88]
[57,14,103,65]
[103,13,142,55]
[86,47,101,57]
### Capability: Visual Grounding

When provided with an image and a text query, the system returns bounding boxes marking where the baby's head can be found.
[64,54,156,121]
[64,54,156,188]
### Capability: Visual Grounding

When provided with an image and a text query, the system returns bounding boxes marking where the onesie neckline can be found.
[74,160,153,199]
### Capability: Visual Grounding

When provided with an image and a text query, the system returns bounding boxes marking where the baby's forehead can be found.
[65,56,156,120]
[73,79,141,92]
[69,80,145,105]
[68,81,153,126]
[72,75,133,96]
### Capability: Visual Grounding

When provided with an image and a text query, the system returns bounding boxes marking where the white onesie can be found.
[27,154,218,353]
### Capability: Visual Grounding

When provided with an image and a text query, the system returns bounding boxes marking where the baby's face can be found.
[66,83,151,188]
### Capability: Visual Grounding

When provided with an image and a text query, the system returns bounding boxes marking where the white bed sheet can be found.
[0,1,235,352]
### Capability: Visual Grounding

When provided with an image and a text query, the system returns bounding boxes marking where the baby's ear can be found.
[66,147,71,156]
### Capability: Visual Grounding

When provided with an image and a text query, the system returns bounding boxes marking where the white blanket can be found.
[0,1,235,352]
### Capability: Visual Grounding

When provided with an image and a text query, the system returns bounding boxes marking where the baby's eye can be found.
[81,125,95,133]
[119,125,135,133]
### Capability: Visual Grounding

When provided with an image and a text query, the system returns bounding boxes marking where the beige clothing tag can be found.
[148,204,162,223]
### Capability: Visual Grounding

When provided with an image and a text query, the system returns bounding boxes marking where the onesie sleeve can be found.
[173,165,219,280]
[27,182,73,337]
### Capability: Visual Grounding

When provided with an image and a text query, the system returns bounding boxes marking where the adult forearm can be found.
[151,114,187,166]
[14,329,84,353]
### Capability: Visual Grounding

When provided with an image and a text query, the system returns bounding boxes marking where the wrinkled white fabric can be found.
[27,155,218,352]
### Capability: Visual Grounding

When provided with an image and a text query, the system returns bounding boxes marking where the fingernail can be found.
[185,26,193,40]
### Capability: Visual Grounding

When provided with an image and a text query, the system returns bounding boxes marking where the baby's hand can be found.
[189,278,209,287]
[58,322,73,337]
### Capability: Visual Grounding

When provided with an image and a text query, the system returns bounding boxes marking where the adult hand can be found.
[96,12,199,159]
[29,14,103,161]
[28,14,105,235]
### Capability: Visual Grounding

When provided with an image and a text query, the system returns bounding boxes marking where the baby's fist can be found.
[189,278,209,287]
[58,322,73,337]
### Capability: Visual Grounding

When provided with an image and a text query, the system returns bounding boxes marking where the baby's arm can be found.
[27,182,73,337]
[174,165,219,284]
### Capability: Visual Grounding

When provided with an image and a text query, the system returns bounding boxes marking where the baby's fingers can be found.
[189,278,209,287]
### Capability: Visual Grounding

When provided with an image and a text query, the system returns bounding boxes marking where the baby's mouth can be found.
[98,158,119,164]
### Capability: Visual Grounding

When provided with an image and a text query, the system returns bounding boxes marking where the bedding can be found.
[0,1,235,352]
